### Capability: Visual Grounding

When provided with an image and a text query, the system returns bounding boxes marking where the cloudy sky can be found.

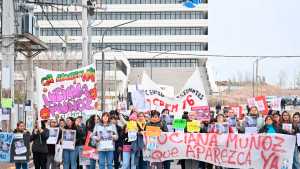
[207,0,300,88]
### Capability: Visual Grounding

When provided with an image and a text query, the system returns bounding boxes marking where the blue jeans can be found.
[15,162,28,169]
[99,151,114,169]
[121,151,136,169]
[293,145,300,169]
[63,149,77,169]
[88,159,96,169]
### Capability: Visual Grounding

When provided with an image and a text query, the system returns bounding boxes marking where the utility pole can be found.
[1,0,16,131]
[82,0,89,66]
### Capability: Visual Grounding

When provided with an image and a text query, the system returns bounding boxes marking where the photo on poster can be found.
[14,140,27,155]
[0,132,13,162]
[62,130,76,150]
[97,130,113,150]
[47,128,59,144]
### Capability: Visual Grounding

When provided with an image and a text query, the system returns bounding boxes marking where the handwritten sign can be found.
[1,98,13,108]
[145,126,161,137]
[187,120,200,133]
[144,132,295,169]
[36,64,98,120]
[247,96,268,115]
[172,119,186,129]
[62,130,76,150]
[82,132,98,160]
[127,121,138,132]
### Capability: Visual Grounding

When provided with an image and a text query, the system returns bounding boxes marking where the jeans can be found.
[114,150,121,169]
[76,146,83,168]
[99,151,114,169]
[15,162,28,169]
[293,145,300,169]
[88,159,96,169]
[63,149,77,169]
[46,154,60,169]
[121,151,136,169]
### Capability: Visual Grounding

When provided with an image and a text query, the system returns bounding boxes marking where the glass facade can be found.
[35,11,208,20]
[47,42,208,51]
[129,58,200,68]
[42,0,207,5]
[40,27,208,36]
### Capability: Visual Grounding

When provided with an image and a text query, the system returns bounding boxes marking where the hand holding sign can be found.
[127,121,138,132]
[187,120,200,133]
[145,126,161,137]
[172,119,187,129]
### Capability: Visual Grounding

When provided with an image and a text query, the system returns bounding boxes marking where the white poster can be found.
[140,68,208,118]
[36,64,98,120]
[62,130,76,150]
[47,127,59,144]
[144,132,295,169]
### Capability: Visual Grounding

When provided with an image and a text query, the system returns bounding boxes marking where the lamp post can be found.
[100,20,137,112]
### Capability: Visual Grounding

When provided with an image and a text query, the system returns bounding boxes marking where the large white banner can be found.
[36,65,98,120]
[141,68,208,117]
[144,132,295,169]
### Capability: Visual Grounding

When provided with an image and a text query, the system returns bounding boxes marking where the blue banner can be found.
[0,132,14,162]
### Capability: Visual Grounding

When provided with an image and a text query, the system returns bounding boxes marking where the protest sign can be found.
[11,133,30,162]
[82,132,98,160]
[187,120,200,133]
[36,64,98,120]
[1,98,13,108]
[127,121,138,132]
[62,130,76,150]
[247,96,268,115]
[172,119,187,129]
[0,132,14,162]
[47,128,59,144]
[145,126,161,137]
[1,108,11,120]
[282,123,292,133]
[229,106,243,119]
[266,96,281,111]
[297,133,300,147]
[144,132,295,169]
[140,68,208,118]
[128,131,137,142]
[97,130,113,150]
[191,106,210,121]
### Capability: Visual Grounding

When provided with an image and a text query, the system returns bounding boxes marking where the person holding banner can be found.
[259,116,283,133]
[13,121,31,169]
[86,115,100,169]
[31,120,50,169]
[46,119,62,169]
[145,110,169,169]
[63,117,77,169]
[92,112,118,169]
[136,112,147,169]
[291,112,300,169]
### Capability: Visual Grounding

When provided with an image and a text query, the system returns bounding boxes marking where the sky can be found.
[207,0,300,88]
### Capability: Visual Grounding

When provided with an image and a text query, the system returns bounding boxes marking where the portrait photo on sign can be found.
[0,141,9,153]
[63,130,75,141]
[14,140,27,155]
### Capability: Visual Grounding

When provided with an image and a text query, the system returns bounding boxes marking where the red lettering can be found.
[239,137,249,149]
[220,149,228,163]
[194,145,205,159]
[160,100,164,106]
[272,136,285,153]
[157,133,168,145]
[227,150,236,165]
[171,104,178,112]
[169,132,183,144]
[270,155,279,169]
[197,133,209,146]
[153,98,160,106]
[209,133,218,146]
[213,148,221,164]
[187,133,199,145]
[226,133,238,149]
[186,145,195,158]
[249,135,260,150]
[261,151,275,169]
[262,136,272,151]
[205,147,213,161]
[152,150,163,161]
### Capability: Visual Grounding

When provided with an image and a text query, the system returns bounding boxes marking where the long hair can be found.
[100,112,111,124]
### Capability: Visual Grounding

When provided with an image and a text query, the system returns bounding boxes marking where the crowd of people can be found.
[11,105,300,169]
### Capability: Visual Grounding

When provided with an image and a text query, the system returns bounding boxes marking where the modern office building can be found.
[1,0,211,110]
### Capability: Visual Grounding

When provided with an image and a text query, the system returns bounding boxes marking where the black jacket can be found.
[31,128,49,154]
[258,124,285,134]
[75,124,87,146]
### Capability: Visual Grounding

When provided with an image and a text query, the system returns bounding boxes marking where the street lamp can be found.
[150,50,170,79]
[100,20,137,112]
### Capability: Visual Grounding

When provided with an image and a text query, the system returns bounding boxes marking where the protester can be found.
[86,115,100,169]
[13,121,31,169]
[272,112,282,129]
[59,119,66,129]
[46,119,62,169]
[110,113,123,169]
[63,117,77,169]
[136,112,147,169]
[291,112,300,169]
[92,112,118,169]
[75,116,87,169]
[31,120,50,169]
[259,116,283,133]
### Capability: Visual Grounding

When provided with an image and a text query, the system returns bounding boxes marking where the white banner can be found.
[144,132,295,169]
[36,64,98,120]
[141,68,208,117]
[266,96,282,111]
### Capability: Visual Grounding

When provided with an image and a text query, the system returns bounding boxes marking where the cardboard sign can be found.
[1,98,13,108]
[144,132,295,169]
[187,120,200,133]
[172,119,187,129]
[191,106,210,121]
[145,126,161,137]
[0,132,14,162]
[82,132,98,160]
